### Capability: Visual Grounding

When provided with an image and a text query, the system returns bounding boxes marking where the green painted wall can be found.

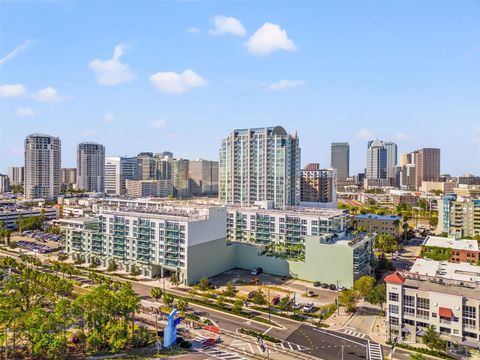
[186,237,235,285]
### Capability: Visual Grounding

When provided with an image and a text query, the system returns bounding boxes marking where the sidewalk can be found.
[322,306,355,330]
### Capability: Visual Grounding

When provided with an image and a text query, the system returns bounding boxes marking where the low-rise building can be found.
[0,206,59,229]
[354,214,402,238]
[421,236,479,265]
[385,260,480,354]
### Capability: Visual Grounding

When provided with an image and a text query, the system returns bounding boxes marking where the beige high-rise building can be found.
[61,168,77,189]
[189,159,219,195]
[399,153,412,166]
[8,166,24,186]
[24,134,61,200]
[413,148,441,189]
[300,163,336,206]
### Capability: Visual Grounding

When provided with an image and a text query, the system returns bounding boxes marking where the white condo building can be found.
[105,156,138,196]
[77,142,105,193]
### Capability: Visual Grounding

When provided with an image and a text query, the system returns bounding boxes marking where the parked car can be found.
[320,283,329,289]
[303,303,314,313]
[306,290,315,297]
[271,295,281,305]
[337,287,345,292]
[313,282,321,287]
[329,284,337,291]
[251,267,263,275]
[292,303,302,310]
[247,291,257,299]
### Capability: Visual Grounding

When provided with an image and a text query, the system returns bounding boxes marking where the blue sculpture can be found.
[163,308,179,348]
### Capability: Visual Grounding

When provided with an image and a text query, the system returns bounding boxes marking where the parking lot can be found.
[12,235,63,254]
[208,268,338,311]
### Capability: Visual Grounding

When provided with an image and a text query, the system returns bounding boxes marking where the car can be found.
[329,284,337,291]
[306,290,315,297]
[292,303,302,310]
[271,295,281,305]
[313,282,321,287]
[337,287,345,292]
[251,267,263,275]
[303,303,314,313]
[248,291,257,299]
[320,283,329,288]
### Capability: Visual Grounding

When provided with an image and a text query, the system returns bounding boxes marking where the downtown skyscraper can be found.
[330,142,350,179]
[24,134,61,200]
[77,142,105,192]
[219,126,300,208]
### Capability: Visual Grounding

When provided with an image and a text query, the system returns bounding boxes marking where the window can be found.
[417,309,429,320]
[389,305,399,314]
[463,318,476,329]
[463,305,476,319]
[417,297,430,310]
[389,317,399,326]
[404,295,415,307]
[404,307,415,316]
[404,319,415,326]
[389,292,399,302]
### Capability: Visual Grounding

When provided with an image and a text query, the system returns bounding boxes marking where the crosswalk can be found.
[274,341,310,352]
[198,347,247,360]
[368,341,383,360]
[341,328,367,339]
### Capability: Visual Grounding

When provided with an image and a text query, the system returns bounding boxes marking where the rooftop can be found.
[409,258,480,283]
[229,205,347,219]
[355,214,402,221]
[423,236,479,252]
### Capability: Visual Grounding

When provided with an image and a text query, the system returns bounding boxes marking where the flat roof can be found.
[424,236,479,252]
[228,205,347,219]
[355,214,401,221]
[409,258,480,283]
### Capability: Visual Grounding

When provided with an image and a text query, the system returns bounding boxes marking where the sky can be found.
[1,1,479,176]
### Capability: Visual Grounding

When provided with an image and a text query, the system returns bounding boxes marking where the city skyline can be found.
[1,2,479,175]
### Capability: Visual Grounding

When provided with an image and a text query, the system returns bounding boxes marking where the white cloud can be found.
[473,128,480,144]
[104,112,115,123]
[82,129,97,137]
[0,39,31,66]
[35,87,62,102]
[210,15,246,36]
[356,128,375,141]
[149,69,207,94]
[150,119,167,129]
[267,79,304,91]
[16,108,37,117]
[0,84,26,97]
[187,27,201,34]
[89,44,135,86]
[246,23,296,56]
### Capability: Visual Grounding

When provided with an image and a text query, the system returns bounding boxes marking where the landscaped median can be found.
[386,341,454,360]
[238,328,282,343]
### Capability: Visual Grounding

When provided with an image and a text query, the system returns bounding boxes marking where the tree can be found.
[130,265,141,276]
[365,284,386,311]
[353,276,376,299]
[198,276,210,291]
[422,326,446,352]
[163,293,174,307]
[107,260,117,272]
[151,287,163,302]
[216,296,225,307]
[176,298,188,313]
[278,296,293,312]
[170,272,180,288]
[251,290,267,305]
[232,300,243,313]
[339,289,358,313]
[223,282,237,297]
[375,234,398,255]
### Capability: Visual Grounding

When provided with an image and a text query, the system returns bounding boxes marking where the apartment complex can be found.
[354,214,402,239]
[300,163,337,207]
[24,134,61,200]
[8,166,24,186]
[188,159,219,196]
[441,193,480,238]
[60,201,228,284]
[385,260,480,353]
[422,236,479,265]
[219,126,301,208]
[0,206,59,229]
[330,142,350,179]
[77,142,105,193]
[105,156,138,196]
[125,179,173,198]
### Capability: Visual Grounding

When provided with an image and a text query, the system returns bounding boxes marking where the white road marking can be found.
[342,328,367,339]
[368,341,384,360]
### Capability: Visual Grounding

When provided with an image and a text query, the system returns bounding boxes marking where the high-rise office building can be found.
[366,140,387,180]
[219,126,301,208]
[61,168,77,190]
[105,156,138,196]
[399,153,412,167]
[189,159,219,195]
[77,142,105,192]
[384,142,398,184]
[24,133,61,200]
[330,142,350,179]
[300,163,337,207]
[0,174,9,193]
[171,159,190,197]
[413,148,441,189]
[137,152,157,180]
[8,166,24,186]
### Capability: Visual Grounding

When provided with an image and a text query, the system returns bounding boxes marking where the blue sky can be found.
[1,1,479,175]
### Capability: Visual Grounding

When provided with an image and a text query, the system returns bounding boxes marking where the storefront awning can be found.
[439,307,453,318]
[461,340,480,349]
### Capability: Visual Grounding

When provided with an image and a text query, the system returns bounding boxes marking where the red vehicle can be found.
[271,295,281,305]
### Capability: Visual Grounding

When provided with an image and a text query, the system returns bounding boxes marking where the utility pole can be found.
[155,308,159,354]
[267,288,271,323]
[336,280,340,315]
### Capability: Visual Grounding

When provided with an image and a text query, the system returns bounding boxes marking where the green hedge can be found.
[239,328,281,343]
[386,341,453,359]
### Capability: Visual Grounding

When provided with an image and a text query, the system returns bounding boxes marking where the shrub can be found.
[239,328,281,343]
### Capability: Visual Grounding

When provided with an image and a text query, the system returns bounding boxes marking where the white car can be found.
[292,303,302,310]
[303,303,314,313]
